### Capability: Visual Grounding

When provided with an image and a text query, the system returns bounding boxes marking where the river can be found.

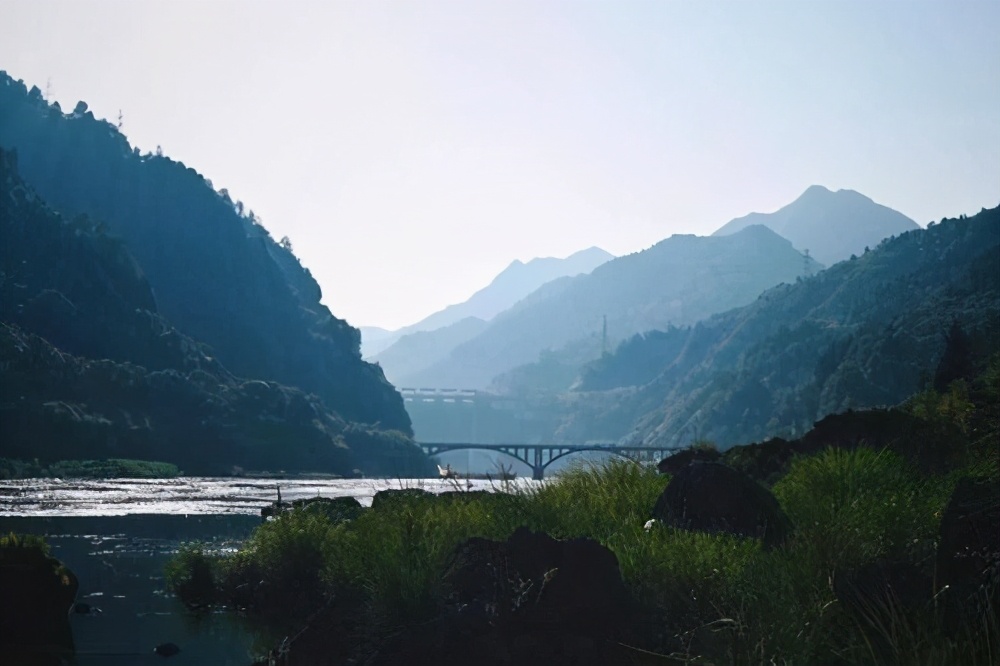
[0,476,534,665]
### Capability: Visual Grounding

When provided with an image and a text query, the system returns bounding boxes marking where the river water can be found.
[0,477,533,665]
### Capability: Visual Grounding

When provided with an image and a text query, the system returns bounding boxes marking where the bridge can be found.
[400,387,479,403]
[417,442,683,480]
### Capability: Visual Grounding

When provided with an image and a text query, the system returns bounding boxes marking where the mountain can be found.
[564,206,1000,448]
[359,326,398,358]
[0,71,409,433]
[373,317,489,386]
[713,185,919,267]
[361,246,612,358]
[401,224,822,389]
[0,148,430,476]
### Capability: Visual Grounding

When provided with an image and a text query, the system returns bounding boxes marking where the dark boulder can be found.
[719,436,799,485]
[294,496,365,521]
[369,487,433,511]
[657,446,721,475]
[447,527,631,628]
[721,408,965,484]
[369,527,638,666]
[833,559,933,664]
[261,495,364,523]
[0,537,78,664]
[937,477,1000,589]
[154,642,181,657]
[652,461,793,549]
[435,489,493,502]
[936,476,1000,630]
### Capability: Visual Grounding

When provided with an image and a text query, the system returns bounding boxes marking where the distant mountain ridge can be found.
[713,185,919,266]
[373,316,489,386]
[362,247,612,358]
[400,224,822,389]
[563,205,1000,448]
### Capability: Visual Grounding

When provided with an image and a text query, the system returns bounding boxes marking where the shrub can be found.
[520,458,669,541]
[165,452,982,663]
[774,447,951,573]
[164,544,218,609]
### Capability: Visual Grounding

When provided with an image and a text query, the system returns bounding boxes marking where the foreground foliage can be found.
[167,374,999,664]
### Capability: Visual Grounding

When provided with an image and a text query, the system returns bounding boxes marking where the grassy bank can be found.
[166,376,999,664]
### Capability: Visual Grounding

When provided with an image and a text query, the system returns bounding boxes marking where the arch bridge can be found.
[418,442,682,480]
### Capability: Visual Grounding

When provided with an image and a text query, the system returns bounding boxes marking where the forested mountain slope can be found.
[404,224,821,389]
[0,149,429,476]
[373,316,489,386]
[0,72,408,432]
[568,206,1000,447]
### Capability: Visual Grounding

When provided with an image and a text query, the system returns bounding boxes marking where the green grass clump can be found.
[164,543,219,609]
[167,445,993,664]
[774,447,952,573]
[332,492,527,624]
[520,458,669,541]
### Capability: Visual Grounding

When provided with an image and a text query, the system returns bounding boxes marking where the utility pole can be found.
[601,315,608,357]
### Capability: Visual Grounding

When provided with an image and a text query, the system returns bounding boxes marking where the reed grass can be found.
[166,449,995,664]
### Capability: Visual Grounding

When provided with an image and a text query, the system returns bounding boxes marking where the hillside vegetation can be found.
[404,224,821,389]
[0,91,429,477]
[0,72,408,432]
[566,206,999,447]
[168,359,999,664]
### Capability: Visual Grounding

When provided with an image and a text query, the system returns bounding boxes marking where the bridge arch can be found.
[418,442,679,480]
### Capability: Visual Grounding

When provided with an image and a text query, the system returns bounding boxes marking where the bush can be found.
[166,451,987,663]
[773,447,952,572]
[164,544,218,609]
[520,458,669,542]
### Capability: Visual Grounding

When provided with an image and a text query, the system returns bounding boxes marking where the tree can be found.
[934,320,974,392]
[279,236,293,252]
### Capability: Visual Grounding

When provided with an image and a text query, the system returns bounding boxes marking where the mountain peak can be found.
[362,246,613,357]
[802,184,833,196]
[712,187,917,266]
[795,184,874,206]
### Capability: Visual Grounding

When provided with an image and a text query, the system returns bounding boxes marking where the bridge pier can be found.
[532,448,545,480]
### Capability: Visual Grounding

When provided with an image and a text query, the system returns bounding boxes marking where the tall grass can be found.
[773,447,953,573]
[520,458,669,541]
[167,450,992,664]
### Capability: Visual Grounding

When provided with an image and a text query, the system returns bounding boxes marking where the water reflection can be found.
[0,515,260,666]
[0,476,535,516]
[0,477,537,665]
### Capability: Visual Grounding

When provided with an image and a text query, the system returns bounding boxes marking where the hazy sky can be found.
[2,1,997,329]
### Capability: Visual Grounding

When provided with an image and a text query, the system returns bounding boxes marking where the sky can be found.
[1,1,998,330]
